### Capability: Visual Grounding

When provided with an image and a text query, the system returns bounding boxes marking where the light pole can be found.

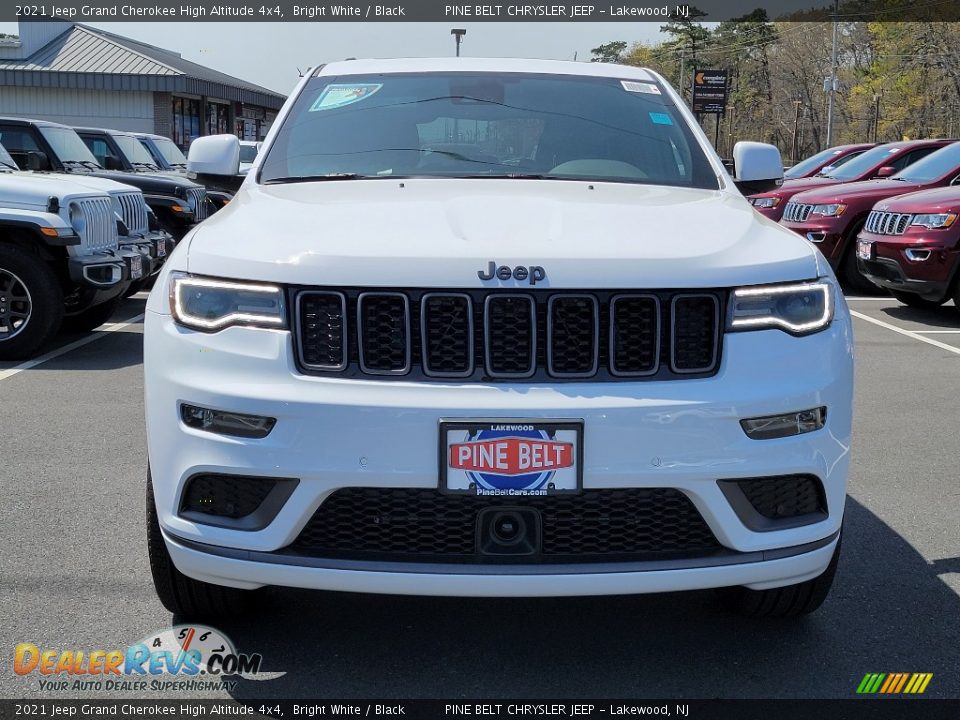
[451,28,466,57]
[826,0,839,146]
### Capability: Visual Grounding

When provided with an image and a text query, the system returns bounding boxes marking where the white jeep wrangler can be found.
[0,142,171,359]
[145,59,853,619]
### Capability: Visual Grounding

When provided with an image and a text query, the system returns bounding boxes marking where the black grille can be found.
[485,295,536,377]
[735,475,826,519]
[298,292,347,370]
[671,295,720,372]
[358,293,409,374]
[287,487,722,563]
[611,295,659,375]
[293,289,724,382]
[180,474,277,519]
[548,295,598,376]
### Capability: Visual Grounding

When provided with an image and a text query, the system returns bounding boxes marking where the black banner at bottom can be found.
[2,699,959,720]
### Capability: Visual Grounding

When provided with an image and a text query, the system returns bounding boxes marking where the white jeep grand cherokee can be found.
[144,58,853,619]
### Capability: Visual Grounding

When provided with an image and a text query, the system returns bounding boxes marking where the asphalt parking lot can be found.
[1,291,958,700]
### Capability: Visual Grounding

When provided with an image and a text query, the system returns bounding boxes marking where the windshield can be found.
[0,142,16,170]
[825,144,902,181]
[114,134,159,168]
[260,72,718,189]
[38,127,102,167]
[893,142,960,183]
[786,147,849,179]
[239,144,259,163]
[153,136,187,166]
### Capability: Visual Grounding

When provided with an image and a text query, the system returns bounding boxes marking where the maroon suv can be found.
[749,140,941,222]
[780,140,959,289]
[856,186,960,311]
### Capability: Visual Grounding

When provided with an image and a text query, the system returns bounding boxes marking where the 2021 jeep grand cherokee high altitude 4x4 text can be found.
[144,59,853,619]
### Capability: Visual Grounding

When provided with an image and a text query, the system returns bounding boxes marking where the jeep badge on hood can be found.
[477,261,546,285]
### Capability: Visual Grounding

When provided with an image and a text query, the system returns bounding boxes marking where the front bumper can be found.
[857,233,960,302]
[781,222,845,264]
[145,299,854,596]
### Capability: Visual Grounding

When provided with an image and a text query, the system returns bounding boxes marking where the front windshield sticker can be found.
[622,81,660,94]
[649,112,673,126]
[309,83,383,111]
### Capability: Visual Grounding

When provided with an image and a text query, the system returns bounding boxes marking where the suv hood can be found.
[185,180,821,288]
[0,171,106,207]
[877,186,960,213]
[791,178,924,205]
[70,169,201,195]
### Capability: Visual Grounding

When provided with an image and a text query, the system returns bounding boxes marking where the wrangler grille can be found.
[782,202,814,223]
[115,191,149,235]
[865,210,912,236]
[187,187,209,221]
[293,288,723,382]
[73,197,117,253]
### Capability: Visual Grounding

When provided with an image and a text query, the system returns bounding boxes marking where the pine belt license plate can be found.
[857,238,874,261]
[440,419,583,496]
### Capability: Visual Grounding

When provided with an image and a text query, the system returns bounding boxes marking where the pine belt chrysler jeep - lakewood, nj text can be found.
[144,58,854,619]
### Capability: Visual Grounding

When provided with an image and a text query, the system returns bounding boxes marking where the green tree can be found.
[589,41,627,63]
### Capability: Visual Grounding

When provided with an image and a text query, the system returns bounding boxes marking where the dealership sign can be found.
[692,70,729,114]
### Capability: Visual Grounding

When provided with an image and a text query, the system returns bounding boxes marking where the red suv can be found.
[856,186,960,311]
[785,143,875,180]
[750,141,939,222]
[780,140,959,290]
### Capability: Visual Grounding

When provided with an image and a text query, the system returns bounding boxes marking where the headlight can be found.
[749,197,781,209]
[811,203,846,217]
[728,281,834,336]
[169,272,287,332]
[910,212,957,229]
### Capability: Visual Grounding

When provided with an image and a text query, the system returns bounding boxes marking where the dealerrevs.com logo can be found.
[13,625,278,692]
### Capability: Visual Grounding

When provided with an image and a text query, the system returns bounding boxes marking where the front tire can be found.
[147,470,250,619]
[718,534,841,618]
[840,222,880,293]
[0,244,63,360]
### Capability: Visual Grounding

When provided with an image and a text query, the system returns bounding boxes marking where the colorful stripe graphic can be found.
[857,673,933,694]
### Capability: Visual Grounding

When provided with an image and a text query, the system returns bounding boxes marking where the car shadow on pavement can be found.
[205,497,959,699]
[881,304,960,329]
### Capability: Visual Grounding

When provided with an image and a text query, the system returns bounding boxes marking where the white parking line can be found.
[850,310,960,356]
[912,330,960,334]
[0,313,145,382]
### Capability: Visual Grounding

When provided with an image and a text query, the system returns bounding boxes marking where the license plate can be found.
[156,239,167,258]
[130,256,143,280]
[440,419,583,496]
[857,239,874,261]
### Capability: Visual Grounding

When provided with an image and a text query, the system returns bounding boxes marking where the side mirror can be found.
[187,135,240,176]
[26,151,50,171]
[103,156,123,171]
[820,164,836,175]
[875,166,896,178]
[731,141,784,195]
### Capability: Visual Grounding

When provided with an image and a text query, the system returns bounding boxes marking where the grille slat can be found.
[865,210,912,236]
[288,487,722,563]
[116,191,148,235]
[783,202,814,223]
[76,197,117,253]
[294,289,723,382]
[187,187,209,221]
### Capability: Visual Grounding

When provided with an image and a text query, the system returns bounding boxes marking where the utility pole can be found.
[451,28,466,57]
[872,92,881,143]
[792,99,802,165]
[826,0,839,146]
[678,47,686,104]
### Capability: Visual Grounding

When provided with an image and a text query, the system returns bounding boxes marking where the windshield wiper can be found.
[133,162,160,170]
[263,173,381,184]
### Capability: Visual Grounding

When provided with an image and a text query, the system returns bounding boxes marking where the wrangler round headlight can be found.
[68,202,86,235]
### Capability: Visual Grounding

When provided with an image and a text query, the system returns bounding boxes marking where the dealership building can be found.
[0,21,285,148]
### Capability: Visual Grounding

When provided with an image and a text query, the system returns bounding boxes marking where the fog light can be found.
[740,407,826,440]
[180,403,276,438]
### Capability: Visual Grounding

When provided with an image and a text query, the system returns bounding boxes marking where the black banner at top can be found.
[3,0,959,23]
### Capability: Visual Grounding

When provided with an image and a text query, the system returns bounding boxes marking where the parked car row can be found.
[0,118,233,360]
[750,139,960,311]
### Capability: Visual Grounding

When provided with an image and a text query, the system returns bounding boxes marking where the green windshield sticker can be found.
[309,83,383,111]
[649,112,673,126]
